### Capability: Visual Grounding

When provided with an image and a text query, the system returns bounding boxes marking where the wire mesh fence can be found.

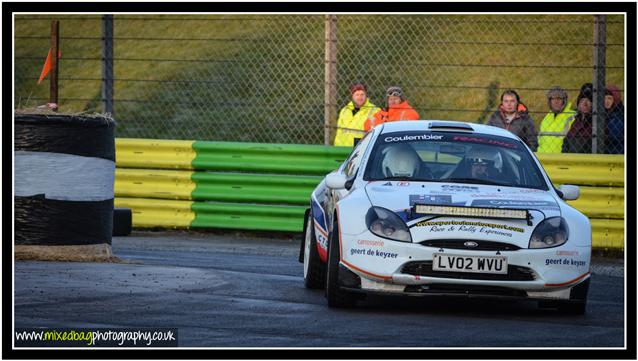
[14,14,625,153]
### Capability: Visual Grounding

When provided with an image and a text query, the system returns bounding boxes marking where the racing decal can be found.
[311,194,329,260]
[545,257,587,268]
[468,192,540,199]
[412,220,524,238]
[314,226,328,260]
[545,272,590,287]
[349,247,399,259]
[311,197,328,233]
[556,250,579,256]
[357,239,385,247]
[382,182,392,186]
[397,181,410,187]
[452,135,518,149]
[470,199,559,210]
[440,185,479,193]
[410,194,453,206]
[383,134,443,143]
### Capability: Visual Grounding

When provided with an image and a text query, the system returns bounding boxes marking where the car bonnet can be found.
[364,181,561,246]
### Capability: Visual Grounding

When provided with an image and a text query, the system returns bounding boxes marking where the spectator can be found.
[537,86,576,153]
[562,84,593,153]
[486,90,538,151]
[364,86,419,131]
[333,82,380,147]
[604,84,624,154]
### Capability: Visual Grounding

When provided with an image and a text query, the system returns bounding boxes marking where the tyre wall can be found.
[14,113,116,261]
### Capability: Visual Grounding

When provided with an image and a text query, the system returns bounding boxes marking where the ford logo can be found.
[464,241,479,248]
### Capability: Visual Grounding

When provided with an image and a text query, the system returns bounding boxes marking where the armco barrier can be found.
[114,138,625,250]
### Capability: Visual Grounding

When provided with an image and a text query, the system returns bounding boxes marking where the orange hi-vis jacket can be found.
[364,100,420,131]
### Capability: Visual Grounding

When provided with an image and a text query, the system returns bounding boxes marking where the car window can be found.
[364,131,548,190]
[342,132,372,179]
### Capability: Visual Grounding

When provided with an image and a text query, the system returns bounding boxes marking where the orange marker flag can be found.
[37,48,61,84]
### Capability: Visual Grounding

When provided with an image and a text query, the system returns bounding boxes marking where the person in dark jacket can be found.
[562,84,593,153]
[486,89,538,151]
[604,84,624,154]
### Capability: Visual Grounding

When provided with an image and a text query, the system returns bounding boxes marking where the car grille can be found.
[401,261,536,281]
[420,239,521,251]
[403,284,527,298]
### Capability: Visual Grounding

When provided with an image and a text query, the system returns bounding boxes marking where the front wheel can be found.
[325,217,358,308]
[539,278,589,315]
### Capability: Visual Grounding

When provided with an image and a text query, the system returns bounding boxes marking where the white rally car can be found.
[299,120,591,314]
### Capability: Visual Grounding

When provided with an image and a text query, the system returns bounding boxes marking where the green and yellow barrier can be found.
[114,138,625,250]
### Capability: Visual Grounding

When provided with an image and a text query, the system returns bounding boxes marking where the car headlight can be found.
[365,207,412,243]
[529,217,569,249]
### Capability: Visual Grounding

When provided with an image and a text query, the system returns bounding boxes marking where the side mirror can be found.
[558,184,580,201]
[326,173,347,190]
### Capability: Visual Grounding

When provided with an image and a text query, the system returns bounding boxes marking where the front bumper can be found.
[340,231,591,300]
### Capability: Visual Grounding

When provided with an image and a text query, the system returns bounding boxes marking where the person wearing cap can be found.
[486,90,538,151]
[334,82,380,147]
[537,86,577,153]
[562,83,593,153]
[364,86,419,131]
[604,84,624,154]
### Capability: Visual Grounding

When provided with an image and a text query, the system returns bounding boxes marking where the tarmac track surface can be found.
[14,231,625,347]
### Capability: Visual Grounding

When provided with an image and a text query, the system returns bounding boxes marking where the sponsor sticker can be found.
[315,229,328,250]
[397,181,410,187]
[409,194,453,206]
[441,185,479,192]
[382,181,393,186]
[452,135,518,149]
[545,257,587,267]
[384,134,443,143]
[349,247,398,259]
[471,199,558,209]
[413,220,524,233]
[556,250,579,256]
[357,239,385,247]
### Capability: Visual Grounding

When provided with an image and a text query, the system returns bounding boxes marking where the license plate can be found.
[432,253,507,274]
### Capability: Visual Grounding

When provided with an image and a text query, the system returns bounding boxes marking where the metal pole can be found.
[324,15,337,145]
[50,20,59,111]
[592,15,606,154]
[102,15,114,116]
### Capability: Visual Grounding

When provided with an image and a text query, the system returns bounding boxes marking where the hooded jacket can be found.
[562,111,592,154]
[364,100,420,131]
[486,103,538,151]
[562,89,593,154]
[334,98,380,147]
[605,85,624,154]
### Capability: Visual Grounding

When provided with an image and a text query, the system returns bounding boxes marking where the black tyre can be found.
[557,300,587,315]
[539,278,589,315]
[325,217,358,308]
[302,210,326,289]
[559,278,590,315]
[112,208,132,236]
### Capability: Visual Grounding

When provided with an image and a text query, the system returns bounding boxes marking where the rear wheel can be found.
[303,210,325,289]
[325,218,358,308]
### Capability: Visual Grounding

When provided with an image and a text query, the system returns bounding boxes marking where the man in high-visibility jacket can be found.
[333,83,380,147]
[364,86,420,131]
[537,86,576,153]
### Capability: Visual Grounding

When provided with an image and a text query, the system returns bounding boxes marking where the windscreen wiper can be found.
[374,177,436,182]
[438,177,509,187]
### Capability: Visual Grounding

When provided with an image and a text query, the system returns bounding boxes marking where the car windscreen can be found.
[363,131,548,190]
